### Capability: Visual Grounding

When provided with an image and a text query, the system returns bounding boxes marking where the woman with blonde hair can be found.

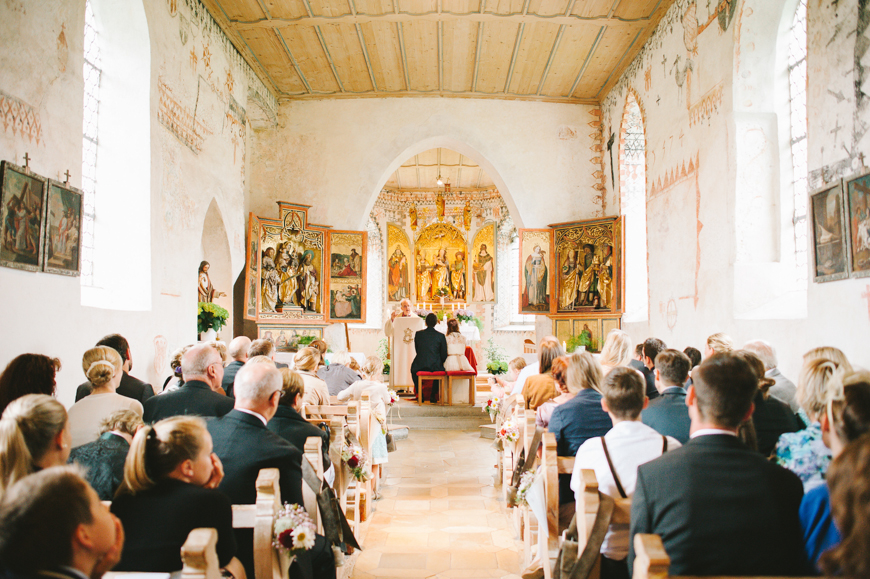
[599,329,633,375]
[111,416,243,577]
[536,356,576,428]
[337,356,390,495]
[705,332,734,357]
[775,351,853,491]
[67,346,143,448]
[0,394,70,496]
[293,347,330,416]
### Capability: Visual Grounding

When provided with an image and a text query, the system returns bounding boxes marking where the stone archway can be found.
[200,198,233,340]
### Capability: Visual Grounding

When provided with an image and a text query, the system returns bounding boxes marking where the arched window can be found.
[788,0,808,283]
[619,93,648,322]
[80,0,151,310]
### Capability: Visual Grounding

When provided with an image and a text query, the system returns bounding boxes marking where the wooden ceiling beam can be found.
[382,186,498,193]
[348,0,379,91]
[301,0,346,92]
[504,23,525,93]
[274,89,599,104]
[438,20,444,92]
[568,25,603,97]
[275,29,314,93]
[415,155,422,188]
[536,0,574,95]
[471,22,484,91]
[231,12,654,28]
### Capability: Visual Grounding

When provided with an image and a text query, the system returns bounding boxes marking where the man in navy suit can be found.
[641,349,692,443]
[410,313,448,402]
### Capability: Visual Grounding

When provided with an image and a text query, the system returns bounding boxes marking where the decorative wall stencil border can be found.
[589,108,606,216]
[688,83,724,126]
[0,90,43,145]
[157,78,212,153]
[649,153,698,199]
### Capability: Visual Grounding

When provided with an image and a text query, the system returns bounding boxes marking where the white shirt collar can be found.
[236,407,268,426]
[690,428,738,439]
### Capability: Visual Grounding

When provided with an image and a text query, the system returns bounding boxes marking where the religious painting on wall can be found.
[42,179,83,276]
[258,325,324,353]
[0,161,47,272]
[845,169,870,278]
[518,229,553,314]
[386,223,411,302]
[551,318,619,354]
[810,182,849,282]
[552,217,622,314]
[327,230,367,322]
[471,222,496,303]
[415,223,467,302]
[244,214,261,320]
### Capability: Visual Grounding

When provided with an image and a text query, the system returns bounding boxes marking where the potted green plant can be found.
[197,302,229,341]
[483,338,508,375]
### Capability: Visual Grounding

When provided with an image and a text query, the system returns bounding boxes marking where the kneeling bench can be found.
[416,371,447,404]
[446,371,477,406]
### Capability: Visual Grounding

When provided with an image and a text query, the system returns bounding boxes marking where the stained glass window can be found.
[620,95,648,322]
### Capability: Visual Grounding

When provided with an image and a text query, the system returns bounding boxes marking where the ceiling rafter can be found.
[301,0,346,92]
[275,29,314,93]
[504,23,525,93]
[415,155,422,188]
[348,0,379,91]
[535,0,574,95]
[568,25,604,97]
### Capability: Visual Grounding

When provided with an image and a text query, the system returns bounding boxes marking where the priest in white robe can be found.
[384,298,424,392]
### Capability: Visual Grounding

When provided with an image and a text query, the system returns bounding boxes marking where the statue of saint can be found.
[559,249,582,310]
[524,245,548,309]
[472,244,494,301]
[298,251,319,311]
[260,249,279,312]
[450,251,466,300]
[597,245,613,309]
[409,205,418,230]
[198,261,226,303]
[432,248,450,296]
[436,194,445,222]
[463,201,471,230]
[578,244,599,306]
[416,251,432,301]
[388,247,409,301]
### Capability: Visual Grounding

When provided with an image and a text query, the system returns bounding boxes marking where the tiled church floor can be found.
[350,430,524,579]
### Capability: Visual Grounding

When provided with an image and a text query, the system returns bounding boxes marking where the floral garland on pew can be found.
[483,396,500,422]
[497,419,519,443]
[272,503,317,558]
[515,471,537,507]
[342,444,370,481]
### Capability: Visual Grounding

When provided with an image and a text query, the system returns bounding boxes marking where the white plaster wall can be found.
[600,0,870,380]
[0,0,262,405]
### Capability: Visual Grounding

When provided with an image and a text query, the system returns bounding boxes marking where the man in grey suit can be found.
[743,339,800,413]
[641,349,692,443]
[221,336,250,397]
[629,353,810,576]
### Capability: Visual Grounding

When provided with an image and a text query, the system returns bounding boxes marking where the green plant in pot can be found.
[197,302,229,339]
[483,338,508,375]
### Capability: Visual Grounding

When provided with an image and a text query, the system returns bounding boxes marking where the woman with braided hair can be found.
[67,346,142,448]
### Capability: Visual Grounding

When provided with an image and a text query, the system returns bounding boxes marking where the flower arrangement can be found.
[377,339,391,375]
[498,419,519,443]
[455,308,484,331]
[484,338,508,375]
[434,287,450,298]
[515,470,537,507]
[387,389,399,406]
[197,302,229,333]
[342,445,370,481]
[272,503,317,557]
[483,396,500,422]
[415,308,435,319]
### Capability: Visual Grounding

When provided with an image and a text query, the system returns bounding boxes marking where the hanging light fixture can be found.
[436,174,444,186]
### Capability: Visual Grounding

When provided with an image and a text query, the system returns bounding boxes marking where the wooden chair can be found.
[180,527,221,579]
[446,370,477,405]
[416,371,447,404]
[524,339,537,354]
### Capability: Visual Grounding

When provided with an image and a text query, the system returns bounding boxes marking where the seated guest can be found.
[143,344,233,423]
[337,356,390,488]
[0,354,61,415]
[248,338,287,369]
[443,319,475,372]
[0,466,123,579]
[641,349,692,443]
[522,340,565,410]
[704,332,734,357]
[222,336,251,397]
[801,370,870,569]
[0,394,70,495]
[805,346,850,367]
[682,347,701,370]
[111,416,242,577]
[628,343,646,373]
[776,352,853,491]
[294,348,330,414]
[819,430,870,579]
[75,334,154,404]
[572,367,681,579]
[512,336,558,396]
[68,409,144,501]
[268,369,332,476]
[734,350,799,457]
[548,352,611,530]
[68,347,143,448]
[598,329,633,375]
[161,344,192,394]
[628,353,809,577]
[640,338,666,400]
[410,313,448,402]
[347,357,362,376]
[536,357,575,428]
[310,339,329,368]
[208,340,228,365]
[743,339,800,413]
[493,356,527,398]
[317,350,361,396]
[208,363,335,579]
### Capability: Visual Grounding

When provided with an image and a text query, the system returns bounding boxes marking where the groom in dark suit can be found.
[628,352,810,577]
[410,313,448,402]
[641,349,692,443]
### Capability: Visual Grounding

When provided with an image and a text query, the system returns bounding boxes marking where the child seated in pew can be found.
[0,466,124,579]
[570,367,680,579]
[491,357,527,399]
[110,416,244,578]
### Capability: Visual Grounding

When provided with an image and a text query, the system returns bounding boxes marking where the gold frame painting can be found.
[518,229,554,314]
[470,222,497,303]
[244,213,261,320]
[42,179,83,276]
[552,317,622,354]
[0,161,47,272]
[415,222,468,303]
[844,169,870,278]
[326,230,367,323]
[258,325,324,353]
[552,217,622,315]
[386,223,412,302]
[810,182,849,283]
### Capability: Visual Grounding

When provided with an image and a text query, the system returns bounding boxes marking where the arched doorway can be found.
[200,198,233,339]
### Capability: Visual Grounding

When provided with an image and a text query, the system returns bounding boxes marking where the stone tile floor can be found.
[350,429,523,579]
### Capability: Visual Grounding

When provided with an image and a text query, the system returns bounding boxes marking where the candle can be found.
[563,341,567,352]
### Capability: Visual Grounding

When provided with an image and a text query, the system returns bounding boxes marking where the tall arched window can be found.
[788,0,808,284]
[619,93,648,322]
[80,0,100,286]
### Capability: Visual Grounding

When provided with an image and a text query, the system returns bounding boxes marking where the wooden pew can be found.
[231,468,287,579]
[180,527,221,579]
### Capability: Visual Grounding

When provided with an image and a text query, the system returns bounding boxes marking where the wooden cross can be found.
[863,285,870,322]
[23,152,30,170]
[64,170,71,185]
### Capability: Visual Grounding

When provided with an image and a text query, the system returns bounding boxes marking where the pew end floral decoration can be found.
[342,445,370,481]
[483,396,500,422]
[387,389,399,406]
[498,419,519,443]
[515,471,537,507]
[273,503,317,557]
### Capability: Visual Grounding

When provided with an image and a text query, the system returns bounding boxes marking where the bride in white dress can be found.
[444,318,475,372]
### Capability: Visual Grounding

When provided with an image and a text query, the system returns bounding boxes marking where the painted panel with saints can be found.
[519,229,553,314]
[43,180,83,276]
[0,161,46,272]
[386,223,411,302]
[553,217,621,314]
[327,231,366,322]
[415,223,467,302]
[471,222,496,303]
[245,214,261,320]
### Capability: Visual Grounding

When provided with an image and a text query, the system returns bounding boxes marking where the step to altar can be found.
[386,398,491,430]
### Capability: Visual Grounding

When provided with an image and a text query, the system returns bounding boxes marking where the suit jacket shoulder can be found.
[143,381,234,423]
[119,373,155,404]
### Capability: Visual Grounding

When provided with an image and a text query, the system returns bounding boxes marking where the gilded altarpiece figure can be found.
[552,217,623,314]
[471,222,496,303]
[415,223,467,302]
[386,223,411,302]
